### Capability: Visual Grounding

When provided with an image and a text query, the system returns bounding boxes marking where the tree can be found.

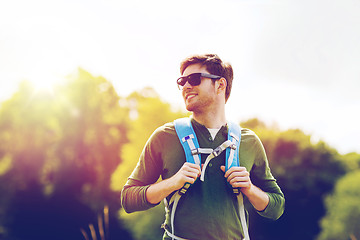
[317,162,360,239]
[0,69,132,239]
[241,118,346,240]
[112,87,186,240]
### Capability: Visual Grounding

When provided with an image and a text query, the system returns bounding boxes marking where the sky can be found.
[0,0,359,154]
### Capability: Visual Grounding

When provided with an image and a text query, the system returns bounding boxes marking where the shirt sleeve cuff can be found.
[143,185,161,208]
[256,192,283,220]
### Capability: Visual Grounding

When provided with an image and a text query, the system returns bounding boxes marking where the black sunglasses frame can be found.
[176,73,222,90]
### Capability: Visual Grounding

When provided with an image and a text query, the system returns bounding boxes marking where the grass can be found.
[80,205,109,240]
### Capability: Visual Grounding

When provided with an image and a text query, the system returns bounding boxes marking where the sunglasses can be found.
[176,73,222,90]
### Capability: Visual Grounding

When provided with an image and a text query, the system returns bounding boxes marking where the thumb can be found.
[220,165,226,172]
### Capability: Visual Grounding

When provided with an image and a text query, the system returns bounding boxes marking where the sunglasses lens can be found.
[177,73,202,88]
[177,77,187,86]
[188,74,201,86]
[177,73,221,90]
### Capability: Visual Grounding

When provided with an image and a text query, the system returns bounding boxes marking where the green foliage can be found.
[0,81,58,191]
[51,69,129,208]
[0,71,356,240]
[111,87,186,191]
[0,69,132,239]
[0,154,12,175]
[341,152,360,171]
[113,87,186,239]
[317,169,360,240]
[242,118,346,240]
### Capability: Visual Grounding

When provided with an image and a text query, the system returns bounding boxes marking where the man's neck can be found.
[192,109,226,129]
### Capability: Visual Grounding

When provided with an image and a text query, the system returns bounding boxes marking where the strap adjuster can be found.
[191,149,199,155]
[213,146,223,157]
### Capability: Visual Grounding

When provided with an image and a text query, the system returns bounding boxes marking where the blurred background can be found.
[0,0,359,239]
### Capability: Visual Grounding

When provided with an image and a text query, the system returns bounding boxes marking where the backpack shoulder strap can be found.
[169,119,249,240]
[226,122,250,240]
[225,121,242,194]
[225,121,241,170]
[166,117,201,239]
[173,117,201,195]
[174,118,201,166]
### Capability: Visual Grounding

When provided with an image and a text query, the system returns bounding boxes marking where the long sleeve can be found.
[121,180,159,213]
[121,127,166,213]
[246,131,285,220]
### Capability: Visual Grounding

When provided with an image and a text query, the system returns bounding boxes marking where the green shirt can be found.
[121,119,285,240]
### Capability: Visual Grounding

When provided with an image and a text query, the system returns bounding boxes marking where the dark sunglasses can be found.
[176,73,222,90]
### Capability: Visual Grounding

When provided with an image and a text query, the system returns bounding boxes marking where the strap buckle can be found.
[179,182,191,195]
[191,149,199,155]
[230,143,237,150]
[213,146,223,157]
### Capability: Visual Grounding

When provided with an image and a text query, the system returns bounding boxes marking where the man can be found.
[121,54,285,240]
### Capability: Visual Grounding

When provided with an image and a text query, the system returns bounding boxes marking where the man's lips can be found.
[184,92,197,101]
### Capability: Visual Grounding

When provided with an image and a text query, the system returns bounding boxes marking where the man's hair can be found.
[180,54,233,102]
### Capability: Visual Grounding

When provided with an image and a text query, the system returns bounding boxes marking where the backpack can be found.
[162,117,250,240]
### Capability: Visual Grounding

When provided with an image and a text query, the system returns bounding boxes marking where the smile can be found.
[184,92,197,101]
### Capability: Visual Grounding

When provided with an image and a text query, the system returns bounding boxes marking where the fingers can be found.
[222,166,251,189]
[221,166,247,178]
[228,176,251,188]
[182,162,201,177]
[174,163,201,188]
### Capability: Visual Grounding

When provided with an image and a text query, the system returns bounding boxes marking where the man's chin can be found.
[185,104,195,112]
[185,106,193,112]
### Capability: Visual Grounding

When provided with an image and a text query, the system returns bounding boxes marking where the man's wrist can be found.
[242,184,270,212]
[240,183,253,196]
[146,178,179,204]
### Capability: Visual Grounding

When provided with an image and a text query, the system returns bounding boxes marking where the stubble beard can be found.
[185,96,212,115]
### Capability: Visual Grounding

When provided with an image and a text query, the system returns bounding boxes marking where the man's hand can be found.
[146,162,201,204]
[220,166,251,191]
[170,162,202,190]
[221,166,269,211]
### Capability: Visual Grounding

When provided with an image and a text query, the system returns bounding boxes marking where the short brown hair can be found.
[180,54,233,102]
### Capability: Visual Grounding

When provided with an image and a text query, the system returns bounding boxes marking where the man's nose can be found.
[183,80,192,89]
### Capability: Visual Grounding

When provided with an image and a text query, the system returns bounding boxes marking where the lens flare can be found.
[27,71,63,95]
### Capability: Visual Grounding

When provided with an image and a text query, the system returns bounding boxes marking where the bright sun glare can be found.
[27,71,63,95]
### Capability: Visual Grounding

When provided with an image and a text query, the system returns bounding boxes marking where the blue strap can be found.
[225,121,242,170]
[174,118,201,195]
[226,121,242,195]
[174,118,242,195]
[174,118,201,166]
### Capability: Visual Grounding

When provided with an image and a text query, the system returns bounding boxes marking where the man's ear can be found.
[217,77,227,93]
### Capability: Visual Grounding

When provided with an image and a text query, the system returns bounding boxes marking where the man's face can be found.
[181,64,218,113]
